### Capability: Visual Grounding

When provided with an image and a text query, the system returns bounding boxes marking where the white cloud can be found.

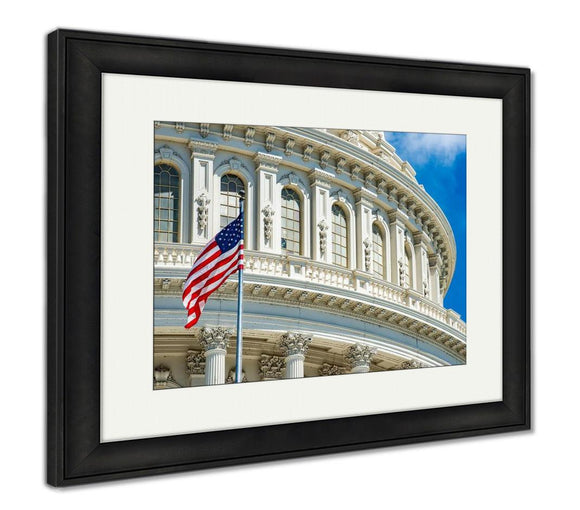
[385,132,465,166]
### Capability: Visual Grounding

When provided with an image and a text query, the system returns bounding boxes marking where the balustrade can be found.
[154,242,466,335]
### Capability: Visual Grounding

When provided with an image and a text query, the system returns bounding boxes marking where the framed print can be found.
[47,29,530,486]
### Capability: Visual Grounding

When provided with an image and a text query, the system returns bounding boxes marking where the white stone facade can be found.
[153,123,466,388]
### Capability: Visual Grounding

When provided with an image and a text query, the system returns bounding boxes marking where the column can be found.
[199,326,232,385]
[254,152,283,253]
[414,232,430,296]
[279,332,312,379]
[354,189,375,272]
[185,349,205,387]
[388,211,407,285]
[429,253,443,305]
[344,343,377,374]
[188,140,218,244]
[309,169,333,264]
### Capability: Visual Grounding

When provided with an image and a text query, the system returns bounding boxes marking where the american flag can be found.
[182,214,244,329]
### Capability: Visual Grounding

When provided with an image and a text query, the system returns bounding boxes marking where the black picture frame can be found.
[47,29,530,486]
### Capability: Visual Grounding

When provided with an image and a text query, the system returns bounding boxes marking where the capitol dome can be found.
[152,123,466,388]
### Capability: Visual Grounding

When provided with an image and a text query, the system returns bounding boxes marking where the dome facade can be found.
[152,123,466,389]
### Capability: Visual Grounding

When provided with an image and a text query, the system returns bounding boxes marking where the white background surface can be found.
[1,1,576,508]
[102,75,501,440]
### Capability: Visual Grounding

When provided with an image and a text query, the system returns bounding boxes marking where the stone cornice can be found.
[153,274,466,361]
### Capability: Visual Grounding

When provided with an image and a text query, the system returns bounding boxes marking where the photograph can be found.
[152,123,467,388]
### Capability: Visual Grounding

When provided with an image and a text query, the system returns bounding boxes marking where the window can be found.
[220,174,245,228]
[332,204,348,268]
[281,187,301,254]
[372,223,385,278]
[154,163,180,242]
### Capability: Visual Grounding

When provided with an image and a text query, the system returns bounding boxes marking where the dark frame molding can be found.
[47,29,530,486]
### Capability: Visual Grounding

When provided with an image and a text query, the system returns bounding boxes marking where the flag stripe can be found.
[184,260,240,328]
[183,251,241,309]
[182,243,242,307]
[182,213,244,328]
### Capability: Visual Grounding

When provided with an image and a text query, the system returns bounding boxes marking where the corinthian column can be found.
[344,343,377,374]
[199,326,232,385]
[279,332,312,379]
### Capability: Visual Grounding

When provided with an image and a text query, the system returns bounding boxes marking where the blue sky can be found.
[384,132,466,320]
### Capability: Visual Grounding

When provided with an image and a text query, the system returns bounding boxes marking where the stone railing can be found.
[154,243,466,335]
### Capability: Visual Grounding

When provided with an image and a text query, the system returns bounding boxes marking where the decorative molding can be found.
[219,156,249,173]
[309,168,332,188]
[279,332,312,356]
[285,138,295,156]
[244,126,256,146]
[344,343,377,369]
[258,354,286,380]
[341,129,361,147]
[389,359,429,370]
[320,149,331,169]
[199,326,232,351]
[262,204,275,242]
[254,152,282,173]
[200,123,210,138]
[226,369,248,383]
[303,144,314,162]
[175,122,184,133]
[187,139,218,158]
[318,219,329,256]
[331,189,348,204]
[363,237,371,271]
[336,156,347,174]
[195,193,211,231]
[279,171,308,191]
[185,350,205,375]
[318,363,345,376]
[158,146,176,161]
[222,124,234,141]
[265,132,276,152]
[153,364,172,383]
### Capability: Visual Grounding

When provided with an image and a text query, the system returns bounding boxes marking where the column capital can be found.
[308,168,333,188]
[429,252,443,269]
[344,343,377,370]
[199,326,232,351]
[353,187,376,206]
[388,209,407,226]
[188,139,218,158]
[254,151,282,173]
[279,332,312,356]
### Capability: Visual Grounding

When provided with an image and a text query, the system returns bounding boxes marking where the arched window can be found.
[372,223,385,278]
[154,163,180,242]
[281,187,302,255]
[332,204,349,268]
[404,244,413,288]
[220,174,245,228]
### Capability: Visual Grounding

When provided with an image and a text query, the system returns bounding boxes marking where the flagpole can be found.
[234,190,245,383]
